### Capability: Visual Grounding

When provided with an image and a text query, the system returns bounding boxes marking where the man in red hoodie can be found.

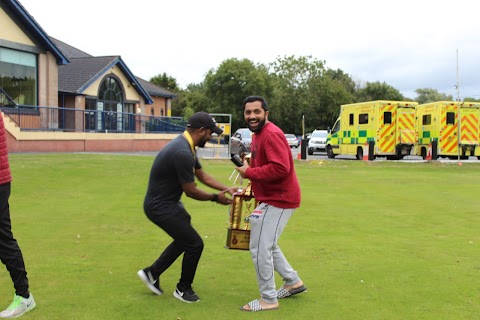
[0,114,35,318]
[236,96,306,312]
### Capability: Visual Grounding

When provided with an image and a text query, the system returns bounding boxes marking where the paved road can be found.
[199,144,480,162]
[199,144,330,160]
[89,142,478,162]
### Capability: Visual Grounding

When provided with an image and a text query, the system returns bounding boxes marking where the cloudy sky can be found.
[18,0,480,100]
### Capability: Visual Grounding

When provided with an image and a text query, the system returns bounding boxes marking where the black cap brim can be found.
[212,126,223,135]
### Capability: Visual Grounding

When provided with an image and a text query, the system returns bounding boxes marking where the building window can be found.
[0,47,37,106]
[85,99,97,131]
[98,77,124,131]
[98,77,123,109]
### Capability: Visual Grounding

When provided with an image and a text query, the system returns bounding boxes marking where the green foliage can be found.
[4,154,480,320]
[172,82,214,118]
[182,106,194,120]
[414,88,454,104]
[203,58,273,130]
[268,56,354,133]
[149,72,180,91]
[151,56,458,130]
[306,70,355,130]
[356,81,405,102]
[269,55,324,133]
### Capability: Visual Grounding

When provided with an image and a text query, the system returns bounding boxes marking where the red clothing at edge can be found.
[0,114,12,185]
[245,122,301,209]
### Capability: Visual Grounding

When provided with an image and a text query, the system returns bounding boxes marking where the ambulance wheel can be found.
[356,148,363,160]
[387,154,403,160]
[308,148,313,155]
[395,146,404,160]
[326,145,335,158]
[421,148,426,160]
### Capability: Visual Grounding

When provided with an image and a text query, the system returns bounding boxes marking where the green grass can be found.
[1,154,480,319]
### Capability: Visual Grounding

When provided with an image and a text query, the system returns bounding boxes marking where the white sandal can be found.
[240,299,279,312]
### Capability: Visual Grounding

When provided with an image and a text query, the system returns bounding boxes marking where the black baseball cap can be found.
[187,112,223,135]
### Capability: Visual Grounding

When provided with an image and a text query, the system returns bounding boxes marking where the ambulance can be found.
[414,101,480,159]
[326,100,418,160]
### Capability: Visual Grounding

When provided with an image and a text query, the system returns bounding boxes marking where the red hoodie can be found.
[0,114,12,185]
[245,122,301,209]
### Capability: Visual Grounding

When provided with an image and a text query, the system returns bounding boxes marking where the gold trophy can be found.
[226,153,256,250]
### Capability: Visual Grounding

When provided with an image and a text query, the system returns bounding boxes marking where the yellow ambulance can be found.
[326,100,418,160]
[415,101,480,159]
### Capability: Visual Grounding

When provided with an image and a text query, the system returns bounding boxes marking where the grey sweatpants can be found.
[248,202,301,304]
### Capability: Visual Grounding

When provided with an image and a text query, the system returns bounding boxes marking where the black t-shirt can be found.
[143,134,201,214]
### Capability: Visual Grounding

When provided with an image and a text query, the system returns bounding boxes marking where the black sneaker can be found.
[137,268,163,295]
[173,287,200,303]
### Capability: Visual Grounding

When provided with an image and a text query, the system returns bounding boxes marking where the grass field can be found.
[1,154,479,320]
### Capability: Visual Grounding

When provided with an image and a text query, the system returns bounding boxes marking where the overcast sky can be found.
[18,0,480,100]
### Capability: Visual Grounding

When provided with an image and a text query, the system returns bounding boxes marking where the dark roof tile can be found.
[135,77,177,98]
[50,37,92,59]
[58,56,118,93]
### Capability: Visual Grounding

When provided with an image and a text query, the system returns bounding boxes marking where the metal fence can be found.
[0,105,186,134]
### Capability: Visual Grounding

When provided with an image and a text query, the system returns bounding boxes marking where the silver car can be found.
[284,134,299,148]
[308,130,328,155]
[230,128,252,156]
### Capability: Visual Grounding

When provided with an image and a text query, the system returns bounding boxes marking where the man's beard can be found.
[247,119,266,133]
[198,136,209,148]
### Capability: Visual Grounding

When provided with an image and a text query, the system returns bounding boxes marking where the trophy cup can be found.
[226,153,256,250]
[225,182,256,250]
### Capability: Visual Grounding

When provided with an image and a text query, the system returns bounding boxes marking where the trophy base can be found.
[225,228,250,250]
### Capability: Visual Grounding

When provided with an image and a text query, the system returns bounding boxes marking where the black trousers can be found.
[146,202,204,292]
[0,183,29,297]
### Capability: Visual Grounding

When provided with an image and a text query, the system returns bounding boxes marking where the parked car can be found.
[308,129,328,155]
[209,134,229,145]
[284,134,299,148]
[230,128,252,156]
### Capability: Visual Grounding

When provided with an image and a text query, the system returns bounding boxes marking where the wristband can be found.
[211,193,219,202]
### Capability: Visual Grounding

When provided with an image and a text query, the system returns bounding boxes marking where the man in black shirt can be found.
[138,112,236,303]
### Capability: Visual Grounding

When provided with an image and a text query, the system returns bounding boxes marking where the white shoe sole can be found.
[0,296,36,318]
[173,290,200,303]
[137,270,162,295]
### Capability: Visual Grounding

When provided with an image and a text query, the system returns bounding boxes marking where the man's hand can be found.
[217,189,233,205]
[226,186,240,195]
[235,160,250,178]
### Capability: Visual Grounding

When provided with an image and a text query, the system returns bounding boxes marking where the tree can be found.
[268,56,355,134]
[356,81,404,102]
[306,75,354,130]
[203,58,273,130]
[171,82,214,118]
[149,73,180,92]
[268,56,325,134]
[414,88,453,104]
